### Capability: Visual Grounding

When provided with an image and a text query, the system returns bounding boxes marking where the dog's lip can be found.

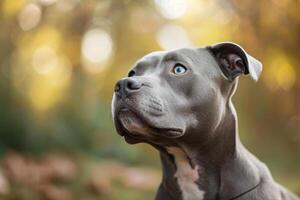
[119,107,130,112]
[123,133,141,144]
[116,120,146,143]
[117,114,183,139]
[116,105,184,139]
[152,127,184,138]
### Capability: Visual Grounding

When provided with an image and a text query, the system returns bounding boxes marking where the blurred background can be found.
[0,0,299,199]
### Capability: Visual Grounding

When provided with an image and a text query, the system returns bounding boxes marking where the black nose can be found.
[114,78,142,96]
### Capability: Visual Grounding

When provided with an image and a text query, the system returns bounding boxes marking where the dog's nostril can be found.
[126,79,142,90]
[114,82,121,93]
[115,79,142,95]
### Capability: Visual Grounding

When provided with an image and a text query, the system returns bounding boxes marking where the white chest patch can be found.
[167,147,205,200]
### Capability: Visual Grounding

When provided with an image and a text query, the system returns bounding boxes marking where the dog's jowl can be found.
[111,42,300,200]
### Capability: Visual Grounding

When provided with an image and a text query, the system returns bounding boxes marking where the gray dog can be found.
[111,42,299,200]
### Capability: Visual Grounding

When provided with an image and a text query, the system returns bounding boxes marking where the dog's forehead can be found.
[135,48,219,74]
[136,51,166,67]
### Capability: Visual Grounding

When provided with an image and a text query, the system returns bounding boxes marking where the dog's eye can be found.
[128,70,136,77]
[172,64,187,75]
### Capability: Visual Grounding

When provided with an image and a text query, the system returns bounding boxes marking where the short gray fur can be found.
[111,42,299,200]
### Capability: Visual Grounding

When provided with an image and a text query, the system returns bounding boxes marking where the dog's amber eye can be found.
[128,70,136,77]
[172,64,187,75]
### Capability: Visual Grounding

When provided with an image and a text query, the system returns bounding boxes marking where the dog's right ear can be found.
[207,42,262,82]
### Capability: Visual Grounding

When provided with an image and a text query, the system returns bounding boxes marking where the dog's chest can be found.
[167,147,205,200]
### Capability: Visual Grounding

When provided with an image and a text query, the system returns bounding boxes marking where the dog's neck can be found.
[157,103,261,200]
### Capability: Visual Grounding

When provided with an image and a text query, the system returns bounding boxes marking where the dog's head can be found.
[111,42,262,145]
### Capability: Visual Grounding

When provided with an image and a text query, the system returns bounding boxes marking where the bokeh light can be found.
[156,24,193,50]
[38,0,57,6]
[29,52,72,112]
[154,0,187,19]
[265,54,296,91]
[18,3,42,31]
[32,46,58,75]
[55,0,78,12]
[81,29,113,73]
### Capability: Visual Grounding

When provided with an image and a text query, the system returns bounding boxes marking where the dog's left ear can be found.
[207,42,262,81]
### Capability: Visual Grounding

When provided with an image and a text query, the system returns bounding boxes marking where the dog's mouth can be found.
[116,107,184,142]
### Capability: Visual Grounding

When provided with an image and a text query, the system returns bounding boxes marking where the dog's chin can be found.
[118,110,148,135]
[115,109,148,144]
[116,109,184,144]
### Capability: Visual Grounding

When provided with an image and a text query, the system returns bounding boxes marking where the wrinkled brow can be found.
[163,53,187,62]
[162,52,192,63]
[133,52,189,71]
[133,58,159,70]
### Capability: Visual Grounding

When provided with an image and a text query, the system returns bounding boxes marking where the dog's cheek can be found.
[190,89,225,133]
[209,92,227,132]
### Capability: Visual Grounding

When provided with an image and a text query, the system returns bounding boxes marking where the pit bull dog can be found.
[111,42,299,200]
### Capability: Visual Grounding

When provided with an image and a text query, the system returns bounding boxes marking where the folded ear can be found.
[207,42,262,81]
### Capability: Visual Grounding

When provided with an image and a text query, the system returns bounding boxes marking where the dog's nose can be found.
[125,78,142,90]
[114,78,142,96]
